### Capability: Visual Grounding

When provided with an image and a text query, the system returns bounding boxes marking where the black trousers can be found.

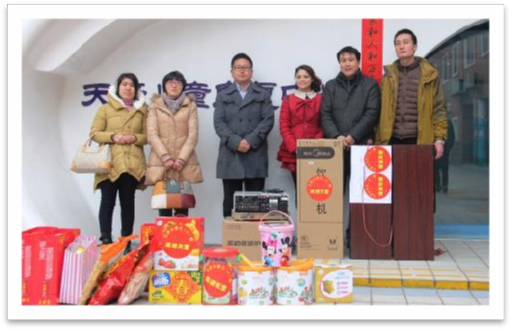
[435,153,450,191]
[291,171,297,188]
[99,173,139,238]
[290,171,297,207]
[222,178,266,218]
[159,209,189,217]
[343,149,351,195]
[343,149,351,248]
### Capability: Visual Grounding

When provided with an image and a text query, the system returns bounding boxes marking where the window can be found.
[430,24,489,240]
[478,32,489,57]
[464,36,476,69]
[441,53,450,81]
[452,42,460,76]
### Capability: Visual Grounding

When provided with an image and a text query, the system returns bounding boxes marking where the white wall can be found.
[22,18,479,244]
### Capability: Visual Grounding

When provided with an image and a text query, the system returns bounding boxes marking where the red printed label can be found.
[364,173,391,199]
[162,224,195,259]
[203,262,233,298]
[306,175,333,202]
[364,146,391,173]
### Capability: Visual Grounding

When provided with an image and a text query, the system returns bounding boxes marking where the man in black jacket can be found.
[320,46,381,248]
[321,46,381,188]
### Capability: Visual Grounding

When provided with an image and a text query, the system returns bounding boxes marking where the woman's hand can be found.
[161,154,174,169]
[123,135,137,144]
[112,134,126,144]
[113,134,137,144]
[172,159,186,171]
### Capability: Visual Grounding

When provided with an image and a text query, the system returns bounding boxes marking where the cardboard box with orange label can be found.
[297,139,344,259]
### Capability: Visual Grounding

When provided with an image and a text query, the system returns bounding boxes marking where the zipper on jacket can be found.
[303,102,307,138]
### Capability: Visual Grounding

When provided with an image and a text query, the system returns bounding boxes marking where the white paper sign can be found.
[349,146,393,204]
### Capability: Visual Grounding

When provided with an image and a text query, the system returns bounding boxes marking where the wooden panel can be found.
[350,204,392,259]
[392,145,435,260]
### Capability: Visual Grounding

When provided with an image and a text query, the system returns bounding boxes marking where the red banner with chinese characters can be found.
[361,19,384,87]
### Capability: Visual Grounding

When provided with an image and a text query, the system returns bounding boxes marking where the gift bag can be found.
[22,227,81,305]
[151,180,196,210]
[59,236,99,305]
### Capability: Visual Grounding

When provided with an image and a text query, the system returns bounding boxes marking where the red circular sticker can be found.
[364,173,391,200]
[203,262,233,298]
[306,175,333,202]
[364,146,391,173]
[162,224,195,259]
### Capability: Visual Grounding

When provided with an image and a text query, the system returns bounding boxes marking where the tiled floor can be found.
[134,239,489,306]
[342,239,489,290]
[135,287,488,306]
[359,287,488,305]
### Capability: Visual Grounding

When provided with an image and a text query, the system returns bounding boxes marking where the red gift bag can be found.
[22,227,80,305]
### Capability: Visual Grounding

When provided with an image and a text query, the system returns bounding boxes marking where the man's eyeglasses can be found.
[232,66,252,72]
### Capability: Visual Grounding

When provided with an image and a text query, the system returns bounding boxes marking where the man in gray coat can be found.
[214,53,275,217]
[321,46,381,249]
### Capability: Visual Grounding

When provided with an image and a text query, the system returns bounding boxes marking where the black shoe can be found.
[123,242,132,255]
[291,236,297,255]
[99,234,113,246]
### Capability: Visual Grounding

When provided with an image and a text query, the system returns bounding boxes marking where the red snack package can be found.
[117,248,153,305]
[140,223,155,246]
[88,244,148,305]
[22,227,80,305]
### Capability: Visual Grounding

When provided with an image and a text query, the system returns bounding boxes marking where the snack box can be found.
[315,264,353,303]
[149,270,202,304]
[153,217,204,271]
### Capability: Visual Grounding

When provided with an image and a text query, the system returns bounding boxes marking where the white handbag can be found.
[70,135,112,174]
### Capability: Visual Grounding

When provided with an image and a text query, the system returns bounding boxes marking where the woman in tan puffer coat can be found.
[145,71,203,217]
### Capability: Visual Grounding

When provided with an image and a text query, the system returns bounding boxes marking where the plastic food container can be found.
[202,246,239,305]
[258,210,295,267]
[238,262,275,305]
[276,259,314,305]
